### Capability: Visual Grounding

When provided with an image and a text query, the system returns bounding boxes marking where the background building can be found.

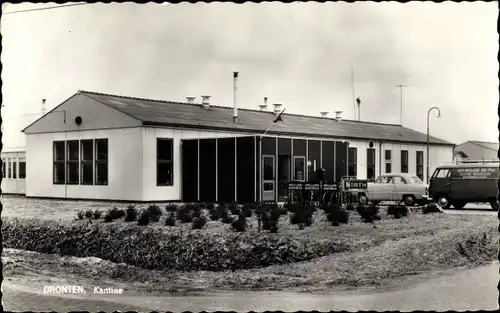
[453,141,499,162]
[1,147,27,195]
[21,90,455,202]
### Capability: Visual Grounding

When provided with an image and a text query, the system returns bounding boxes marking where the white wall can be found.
[26,128,144,201]
[1,150,26,194]
[348,140,453,182]
[142,127,251,202]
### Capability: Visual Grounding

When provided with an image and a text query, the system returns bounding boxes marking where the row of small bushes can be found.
[3,218,350,271]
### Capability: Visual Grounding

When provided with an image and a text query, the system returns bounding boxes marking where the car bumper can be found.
[422,195,433,201]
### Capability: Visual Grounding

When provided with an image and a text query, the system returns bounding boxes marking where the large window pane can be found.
[67,141,79,161]
[348,147,357,177]
[81,140,93,161]
[81,162,93,185]
[81,140,93,185]
[263,156,274,180]
[157,138,173,186]
[67,162,79,184]
[401,150,409,173]
[54,162,65,184]
[54,142,65,161]
[12,161,17,179]
[19,160,26,179]
[95,139,108,185]
[294,156,305,181]
[367,148,376,180]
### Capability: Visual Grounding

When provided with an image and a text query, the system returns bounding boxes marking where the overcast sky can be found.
[1,2,498,148]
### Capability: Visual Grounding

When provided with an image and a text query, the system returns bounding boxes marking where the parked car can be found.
[425,162,499,210]
[358,173,429,206]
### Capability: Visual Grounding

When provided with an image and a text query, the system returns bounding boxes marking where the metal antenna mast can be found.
[397,84,408,126]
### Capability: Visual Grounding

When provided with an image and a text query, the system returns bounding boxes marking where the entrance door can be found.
[262,155,276,201]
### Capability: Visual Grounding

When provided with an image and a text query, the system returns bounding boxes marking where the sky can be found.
[1,2,498,148]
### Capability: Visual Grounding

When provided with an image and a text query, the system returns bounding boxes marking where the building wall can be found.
[453,142,498,161]
[345,140,453,182]
[142,127,251,201]
[25,128,144,201]
[1,150,26,194]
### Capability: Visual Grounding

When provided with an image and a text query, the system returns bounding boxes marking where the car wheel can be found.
[437,195,451,209]
[452,201,467,210]
[403,195,415,206]
[490,199,499,211]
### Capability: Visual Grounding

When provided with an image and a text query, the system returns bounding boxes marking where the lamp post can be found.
[426,106,441,184]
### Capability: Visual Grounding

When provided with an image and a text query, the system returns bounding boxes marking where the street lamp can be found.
[426,106,441,184]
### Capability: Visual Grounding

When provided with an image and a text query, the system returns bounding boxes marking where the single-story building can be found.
[453,140,499,162]
[1,147,27,195]
[22,90,455,202]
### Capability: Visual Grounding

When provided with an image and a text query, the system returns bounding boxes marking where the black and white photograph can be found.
[1,1,499,311]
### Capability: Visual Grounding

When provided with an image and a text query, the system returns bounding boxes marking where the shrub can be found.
[104,207,126,223]
[325,204,349,226]
[137,210,151,226]
[387,204,409,219]
[124,205,138,222]
[146,204,162,222]
[228,202,241,215]
[345,203,355,211]
[356,204,380,223]
[231,214,247,232]
[2,218,351,272]
[76,210,84,220]
[177,204,194,223]
[84,210,93,220]
[241,203,255,218]
[206,202,216,212]
[267,204,282,233]
[221,211,233,224]
[216,203,230,220]
[192,216,207,230]
[193,203,205,218]
[165,212,176,226]
[165,203,178,213]
[92,209,102,220]
[290,203,313,229]
[423,203,443,214]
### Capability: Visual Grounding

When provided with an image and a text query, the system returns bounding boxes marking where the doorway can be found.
[278,155,291,201]
[262,155,275,201]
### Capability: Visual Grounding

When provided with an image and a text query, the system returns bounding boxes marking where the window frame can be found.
[401,150,409,173]
[53,141,66,185]
[95,138,109,186]
[66,140,80,185]
[293,155,306,182]
[366,148,376,180]
[156,138,174,186]
[416,151,424,181]
[80,139,94,185]
[348,147,357,177]
[18,158,26,179]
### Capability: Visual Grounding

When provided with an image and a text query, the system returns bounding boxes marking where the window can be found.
[433,169,451,178]
[2,159,5,178]
[376,176,391,184]
[80,140,94,185]
[393,176,406,184]
[67,140,79,184]
[385,150,392,174]
[95,139,108,185]
[19,159,26,179]
[12,160,17,179]
[294,156,306,181]
[7,158,12,178]
[408,176,423,184]
[348,147,357,177]
[367,148,376,180]
[53,141,66,184]
[416,151,424,181]
[401,150,409,173]
[157,138,173,186]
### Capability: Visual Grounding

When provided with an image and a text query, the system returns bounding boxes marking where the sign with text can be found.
[451,167,499,180]
[343,179,368,190]
[287,182,339,192]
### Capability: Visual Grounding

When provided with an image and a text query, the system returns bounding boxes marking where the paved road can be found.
[3,263,499,312]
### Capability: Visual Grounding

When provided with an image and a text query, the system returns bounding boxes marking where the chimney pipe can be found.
[42,98,46,114]
[273,103,282,116]
[186,97,196,104]
[334,110,343,121]
[201,95,211,108]
[320,111,329,118]
[259,97,268,111]
[233,72,238,122]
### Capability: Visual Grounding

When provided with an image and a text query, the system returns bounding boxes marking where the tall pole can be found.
[351,66,356,120]
[426,106,441,184]
[397,85,407,126]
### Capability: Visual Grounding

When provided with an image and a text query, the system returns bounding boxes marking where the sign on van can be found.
[452,167,499,180]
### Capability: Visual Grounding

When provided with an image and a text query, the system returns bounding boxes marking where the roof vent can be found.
[259,97,269,111]
[201,95,211,108]
[320,112,329,118]
[273,103,283,116]
[186,97,196,104]
[334,110,343,121]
